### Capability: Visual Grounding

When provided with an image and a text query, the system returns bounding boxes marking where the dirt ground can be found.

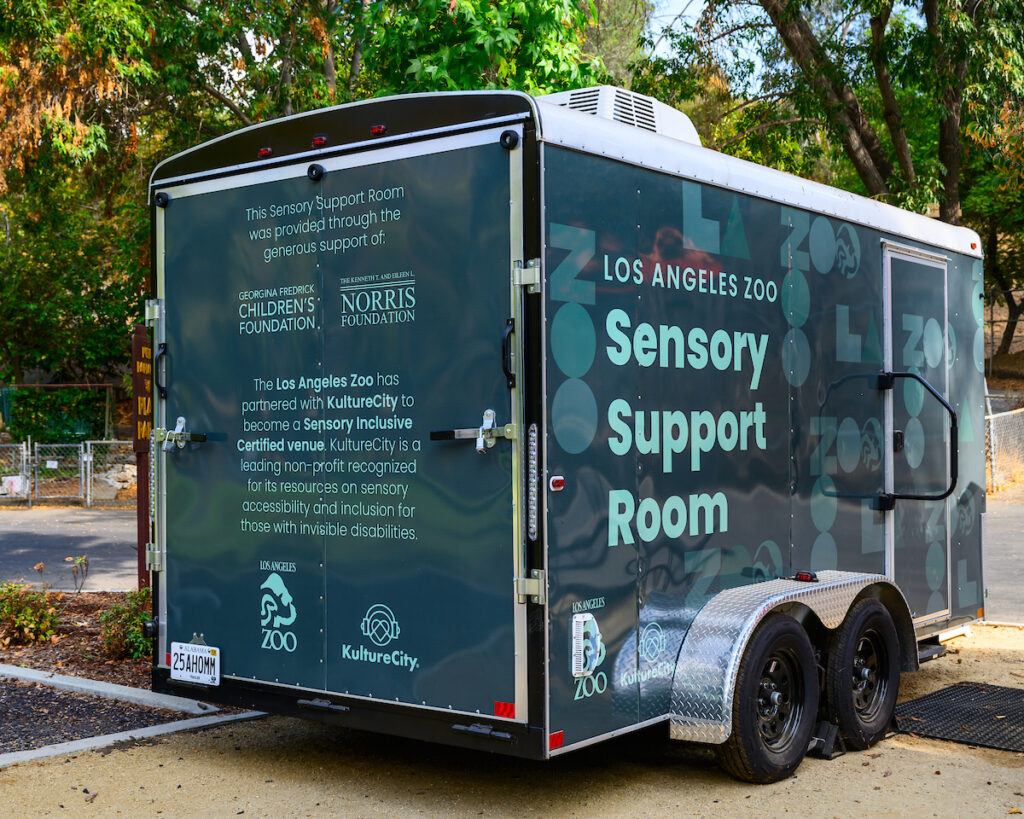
[0,624,1021,817]
[0,592,150,688]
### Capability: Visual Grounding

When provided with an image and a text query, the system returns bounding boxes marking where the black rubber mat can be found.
[895,682,1024,752]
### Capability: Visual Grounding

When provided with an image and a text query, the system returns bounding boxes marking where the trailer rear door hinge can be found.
[515,569,546,605]
[513,259,541,293]
[145,299,162,325]
[145,543,164,572]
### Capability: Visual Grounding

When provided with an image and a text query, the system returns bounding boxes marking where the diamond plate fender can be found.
[668,570,915,744]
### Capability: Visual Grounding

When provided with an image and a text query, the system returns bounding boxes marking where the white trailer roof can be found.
[533,96,982,260]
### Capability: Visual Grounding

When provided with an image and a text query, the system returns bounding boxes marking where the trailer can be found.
[146,86,986,782]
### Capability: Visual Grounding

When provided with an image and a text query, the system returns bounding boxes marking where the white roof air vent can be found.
[538,86,701,146]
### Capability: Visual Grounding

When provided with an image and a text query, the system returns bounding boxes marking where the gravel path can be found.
[0,680,179,754]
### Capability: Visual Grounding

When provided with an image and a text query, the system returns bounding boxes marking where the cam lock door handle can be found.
[430,409,515,454]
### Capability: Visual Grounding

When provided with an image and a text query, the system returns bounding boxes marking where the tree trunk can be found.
[924,0,969,225]
[870,4,916,187]
[758,0,893,197]
[988,216,1022,357]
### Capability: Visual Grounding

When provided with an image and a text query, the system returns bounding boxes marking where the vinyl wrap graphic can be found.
[543,146,985,747]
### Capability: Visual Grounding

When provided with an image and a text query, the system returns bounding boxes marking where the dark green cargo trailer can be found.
[147,86,986,781]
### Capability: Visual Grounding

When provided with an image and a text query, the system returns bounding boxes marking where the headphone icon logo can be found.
[361,604,400,647]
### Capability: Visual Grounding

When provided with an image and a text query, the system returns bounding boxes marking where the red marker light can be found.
[494,701,515,719]
[370,124,388,136]
[793,571,818,583]
[549,476,565,492]
[258,146,273,159]
[312,134,328,148]
[971,242,978,250]
[165,652,171,667]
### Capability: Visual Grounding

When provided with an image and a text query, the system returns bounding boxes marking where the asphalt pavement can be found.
[0,501,1020,622]
[0,507,139,591]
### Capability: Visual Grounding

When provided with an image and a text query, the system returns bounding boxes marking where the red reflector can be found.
[494,701,515,719]
[370,124,387,136]
[550,476,565,491]
[793,570,818,582]
[258,147,273,159]
[549,730,564,750]
[312,135,328,148]
[165,652,171,667]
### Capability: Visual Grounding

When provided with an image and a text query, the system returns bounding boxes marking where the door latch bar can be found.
[430,409,515,455]
[154,416,207,451]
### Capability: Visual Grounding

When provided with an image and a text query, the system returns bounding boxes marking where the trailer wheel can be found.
[826,599,900,750]
[716,615,819,783]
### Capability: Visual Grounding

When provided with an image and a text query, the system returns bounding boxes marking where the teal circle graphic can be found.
[551,378,598,455]
[973,327,985,373]
[904,416,925,469]
[902,369,924,417]
[925,541,945,591]
[972,281,984,326]
[782,328,811,387]
[811,475,838,533]
[946,322,957,368]
[781,269,810,328]
[811,532,838,570]
[837,417,861,473]
[927,591,946,614]
[550,302,596,378]
[809,216,836,274]
[923,318,943,369]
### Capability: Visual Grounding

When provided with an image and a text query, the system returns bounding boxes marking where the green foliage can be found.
[0,581,60,646]
[100,586,151,660]
[5,388,104,442]
[364,0,604,94]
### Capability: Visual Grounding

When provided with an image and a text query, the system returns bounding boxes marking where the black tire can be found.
[716,615,819,783]
[826,599,900,750]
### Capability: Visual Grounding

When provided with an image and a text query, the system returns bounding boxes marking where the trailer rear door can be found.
[154,122,527,718]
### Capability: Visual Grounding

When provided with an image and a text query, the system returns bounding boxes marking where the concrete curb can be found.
[0,710,265,770]
[0,664,216,715]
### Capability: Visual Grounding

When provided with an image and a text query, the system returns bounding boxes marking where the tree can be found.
[582,0,654,85]
[637,0,1024,225]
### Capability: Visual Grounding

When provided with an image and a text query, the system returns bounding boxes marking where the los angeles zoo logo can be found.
[260,572,298,653]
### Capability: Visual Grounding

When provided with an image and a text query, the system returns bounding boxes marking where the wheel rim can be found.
[756,648,803,752]
[850,627,889,720]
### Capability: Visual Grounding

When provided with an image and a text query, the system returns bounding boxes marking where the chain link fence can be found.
[33,443,84,501]
[0,442,30,501]
[987,406,1024,491]
[85,440,136,507]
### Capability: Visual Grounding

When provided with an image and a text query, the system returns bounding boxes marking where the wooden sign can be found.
[132,325,153,453]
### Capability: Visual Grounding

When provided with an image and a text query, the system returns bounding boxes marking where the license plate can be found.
[170,642,220,686]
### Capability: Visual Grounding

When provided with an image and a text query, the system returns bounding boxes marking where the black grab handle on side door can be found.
[502,318,515,389]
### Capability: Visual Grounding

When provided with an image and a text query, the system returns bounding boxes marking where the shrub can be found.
[0,581,60,646]
[6,387,105,442]
[100,587,152,660]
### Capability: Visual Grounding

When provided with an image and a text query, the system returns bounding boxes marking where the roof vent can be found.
[538,86,701,146]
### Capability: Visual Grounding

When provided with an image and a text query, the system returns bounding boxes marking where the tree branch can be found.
[202,83,253,127]
[714,116,823,149]
[719,90,790,120]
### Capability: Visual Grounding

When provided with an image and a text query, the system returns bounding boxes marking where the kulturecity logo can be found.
[361,603,401,647]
